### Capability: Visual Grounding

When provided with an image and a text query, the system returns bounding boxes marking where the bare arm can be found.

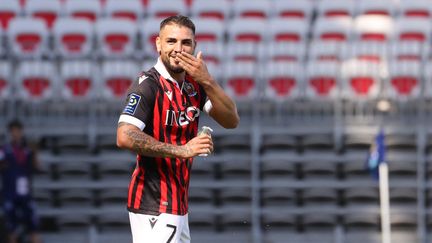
[116,122,213,158]
[176,51,240,129]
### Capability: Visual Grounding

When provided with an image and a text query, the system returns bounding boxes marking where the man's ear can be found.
[156,36,161,54]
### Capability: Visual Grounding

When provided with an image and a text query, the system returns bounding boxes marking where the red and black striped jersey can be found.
[118,58,210,216]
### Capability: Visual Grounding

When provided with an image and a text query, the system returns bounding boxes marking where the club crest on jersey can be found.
[183,82,197,97]
[123,93,141,115]
[165,106,200,126]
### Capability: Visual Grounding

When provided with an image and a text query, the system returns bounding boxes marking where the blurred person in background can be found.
[0,120,41,243]
[117,15,239,243]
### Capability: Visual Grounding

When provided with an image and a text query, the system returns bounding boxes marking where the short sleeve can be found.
[118,77,158,130]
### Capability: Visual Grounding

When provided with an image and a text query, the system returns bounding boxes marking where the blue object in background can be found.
[366,130,386,180]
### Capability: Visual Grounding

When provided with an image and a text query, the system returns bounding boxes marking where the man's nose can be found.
[174,43,183,53]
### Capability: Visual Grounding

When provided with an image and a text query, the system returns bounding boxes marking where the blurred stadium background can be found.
[0,0,431,242]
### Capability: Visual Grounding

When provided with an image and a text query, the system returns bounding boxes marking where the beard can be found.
[161,55,184,74]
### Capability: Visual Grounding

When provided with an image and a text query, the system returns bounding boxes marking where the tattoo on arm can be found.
[119,122,191,158]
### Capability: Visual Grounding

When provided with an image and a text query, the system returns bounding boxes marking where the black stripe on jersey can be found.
[129,164,140,209]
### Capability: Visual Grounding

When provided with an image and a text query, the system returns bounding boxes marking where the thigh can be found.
[129,212,188,243]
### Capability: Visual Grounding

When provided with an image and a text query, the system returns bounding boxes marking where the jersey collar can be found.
[154,58,182,89]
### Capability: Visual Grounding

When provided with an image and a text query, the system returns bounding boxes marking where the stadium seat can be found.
[226,42,260,63]
[269,18,309,43]
[388,41,428,61]
[301,152,339,180]
[104,0,143,22]
[56,160,93,182]
[220,208,252,231]
[96,18,138,58]
[193,18,225,43]
[344,187,379,206]
[98,188,127,207]
[139,17,161,58]
[188,187,214,206]
[356,0,396,16]
[400,0,432,18]
[0,61,12,101]
[147,0,187,19]
[96,232,132,243]
[15,61,56,101]
[394,18,431,43]
[305,60,340,99]
[100,60,139,100]
[386,150,417,179]
[33,188,54,208]
[302,188,339,206]
[301,212,337,232]
[340,59,383,99]
[228,18,267,43]
[261,209,298,231]
[272,0,314,20]
[97,212,130,232]
[391,211,417,231]
[190,0,230,21]
[223,61,257,101]
[7,18,49,58]
[219,154,251,180]
[261,188,297,207]
[260,152,297,182]
[261,61,304,101]
[196,42,224,65]
[188,210,218,231]
[97,159,133,181]
[0,0,20,30]
[312,17,353,42]
[60,60,96,101]
[390,187,417,206]
[53,18,94,59]
[24,0,61,29]
[232,0,270,19]
[58,188,95,208]
[344,41,387,63]
[57,214,93,232]
[317,0,355,18]
[260,42,307,63]
[218,187,252,206]
[308,41,346,61]
[353,15,394,42]
[64,0,102,22]
[344,210,380,231]
[386,60,421,100]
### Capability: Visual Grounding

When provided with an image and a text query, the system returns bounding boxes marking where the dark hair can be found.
[160,15,195,35]
[8,119,23,130]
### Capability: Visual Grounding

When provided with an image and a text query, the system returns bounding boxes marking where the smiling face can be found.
[156,23,196,74]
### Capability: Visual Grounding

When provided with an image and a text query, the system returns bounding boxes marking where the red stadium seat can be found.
[105,0,142,22]
[344,41,387,63]
[224,61,257,100]
[400,0,432,18]
[53,18,94,58]
[25,0,61,29]
[101,60,139,99]
[273,0,314,20]
[357,0,396,16]
[7,18,48,58]
[317,0,355,18]
[395,18,431,43]
[262,61,303,100]
[16,61,56,101]
[147,0,187,19]
[193,18,225,43]
[305,60,340,99]
[96,19,138,58]
[228,18,267,43]
[354,15,394,42]
[341,59,383,99]
[313,17,353,42]
[190,0,230,21]
[0,1,20,30]
[232,0,271,19]
[139,17,161,58]
[269,18,309,43]
[60,60,96,100]
[65,0,102,22]
[387,60,421,99]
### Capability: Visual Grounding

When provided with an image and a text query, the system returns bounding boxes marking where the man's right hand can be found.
[180,134,213,158]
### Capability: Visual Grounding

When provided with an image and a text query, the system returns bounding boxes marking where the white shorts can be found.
[129,212,190,243]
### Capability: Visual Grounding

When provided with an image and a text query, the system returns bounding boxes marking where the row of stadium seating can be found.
[3,0,432,26]
[1,15,432,59]
[1,59,432,104]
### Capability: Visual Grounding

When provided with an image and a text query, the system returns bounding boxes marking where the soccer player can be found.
[116,15,239,243]
[0,120,41,243]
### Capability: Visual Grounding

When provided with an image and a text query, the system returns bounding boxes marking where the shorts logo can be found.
[123,93,141,115]
[149,217,158,229]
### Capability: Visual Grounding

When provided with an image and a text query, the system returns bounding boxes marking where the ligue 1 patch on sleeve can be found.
[123,93,141,115]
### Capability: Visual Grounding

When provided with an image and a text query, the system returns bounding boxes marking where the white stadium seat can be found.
[190,0,230,21]
[24,0,61,29]
[0,0,20,30]
[53,18,94,59]
[15,61,57,101]
[104,0,143,22]
[60,60,97,101]
[65,0,102,22]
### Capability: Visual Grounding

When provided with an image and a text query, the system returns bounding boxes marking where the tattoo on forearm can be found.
[119,123,191,158]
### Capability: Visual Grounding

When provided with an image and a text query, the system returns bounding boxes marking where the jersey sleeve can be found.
[118,76,158,131]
